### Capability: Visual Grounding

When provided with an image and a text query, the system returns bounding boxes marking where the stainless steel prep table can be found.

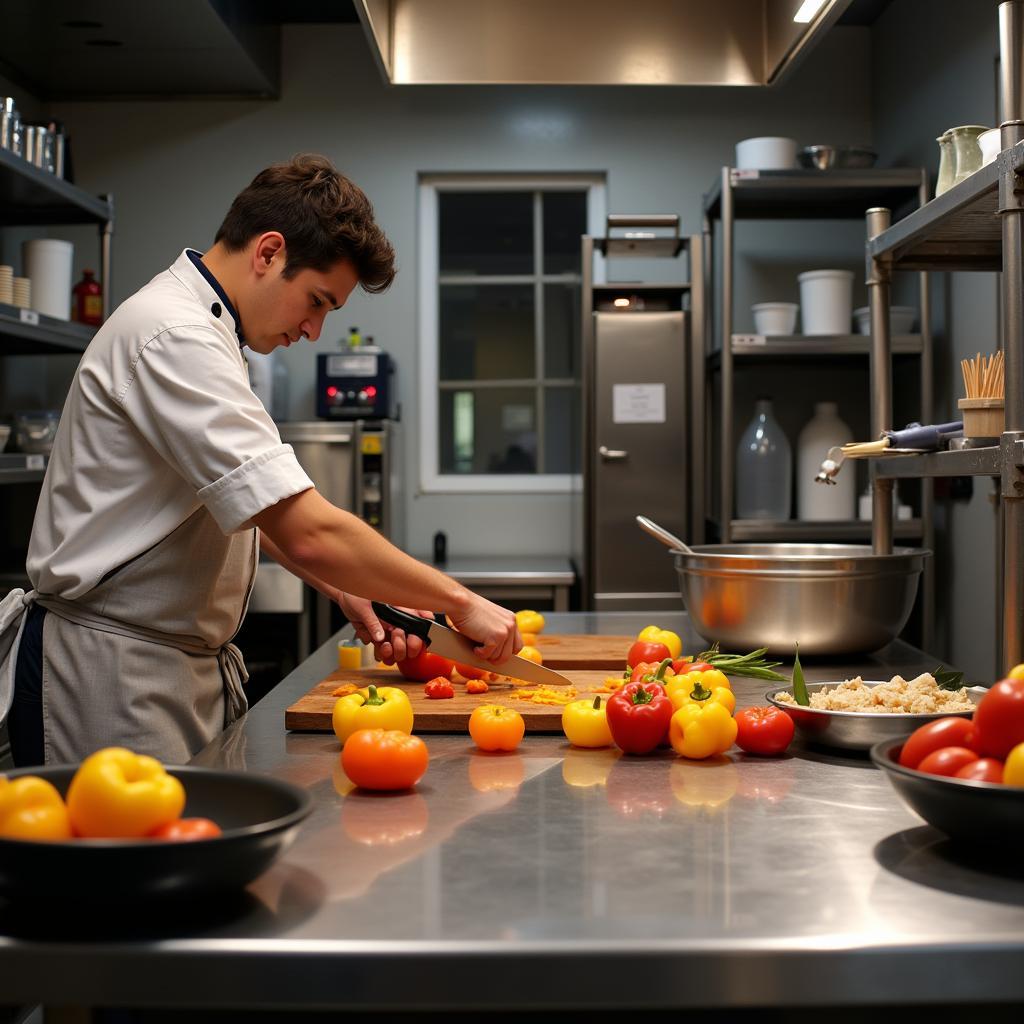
[1,612,1022,1017]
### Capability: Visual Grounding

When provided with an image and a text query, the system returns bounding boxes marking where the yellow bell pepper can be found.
[0,775,73,841]
[333,684,414,744]
[666,671,735,715]
[669,702,738,760]
[637,625,682,660]
[515,609,546,635]
[66,747,186,838]
[1005,741,1024,786]
[561,695,614,748]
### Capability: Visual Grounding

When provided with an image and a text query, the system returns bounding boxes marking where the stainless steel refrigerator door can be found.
[592,311,688,608]
[277,422,357,513]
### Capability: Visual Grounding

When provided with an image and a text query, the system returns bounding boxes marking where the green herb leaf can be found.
[792,644,809,706]
[933,666,965,692]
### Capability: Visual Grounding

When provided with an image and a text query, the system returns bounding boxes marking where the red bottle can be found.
[72,269,103,326]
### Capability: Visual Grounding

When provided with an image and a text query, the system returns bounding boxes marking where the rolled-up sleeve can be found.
[120,324,314,533]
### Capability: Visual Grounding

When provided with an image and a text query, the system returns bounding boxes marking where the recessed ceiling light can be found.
[86,39,124,47]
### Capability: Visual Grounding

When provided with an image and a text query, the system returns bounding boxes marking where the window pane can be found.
[543,282,580,379]
[544,386,580,474]
[439,192,534,276]
[440,284,535,381]
[440,387,537,474]
[542,191,587,274]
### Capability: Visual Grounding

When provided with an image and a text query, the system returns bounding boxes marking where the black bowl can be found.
[0,765,312,904]
[871,738,1024,846]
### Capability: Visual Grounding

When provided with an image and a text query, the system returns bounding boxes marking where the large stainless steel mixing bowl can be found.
[671,544,929,655]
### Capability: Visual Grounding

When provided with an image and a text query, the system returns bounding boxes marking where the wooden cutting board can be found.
[285,666,618,733]
[530,633,631,670]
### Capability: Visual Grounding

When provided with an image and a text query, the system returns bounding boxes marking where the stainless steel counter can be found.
[2,612,1023,1014]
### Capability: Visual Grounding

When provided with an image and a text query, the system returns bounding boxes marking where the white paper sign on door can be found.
[612,384,666,424]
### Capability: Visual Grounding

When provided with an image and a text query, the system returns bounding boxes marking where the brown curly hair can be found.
[214,154,396,293]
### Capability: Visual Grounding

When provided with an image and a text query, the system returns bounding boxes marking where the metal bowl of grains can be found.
[764,676,985,752]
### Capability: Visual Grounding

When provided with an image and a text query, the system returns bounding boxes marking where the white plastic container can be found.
[736,398,791,520]
[752,302,798,336]
[853,305,916,335]
[797,402,854,521]
[798,269,854,336]
[980,127,1001,166]
[735,137,798,170]
[22,238,73,320]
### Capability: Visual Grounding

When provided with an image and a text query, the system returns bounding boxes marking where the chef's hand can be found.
[337,593,436,664]
[448,594,522,664]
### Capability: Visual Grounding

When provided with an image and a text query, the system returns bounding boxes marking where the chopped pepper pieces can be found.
[424,677,455,699]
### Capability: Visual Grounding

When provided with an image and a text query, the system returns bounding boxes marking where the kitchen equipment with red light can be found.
[316,346,393,419]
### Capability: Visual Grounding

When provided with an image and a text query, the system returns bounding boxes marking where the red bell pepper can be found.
[606,681,673,755]
[671,658,713,675]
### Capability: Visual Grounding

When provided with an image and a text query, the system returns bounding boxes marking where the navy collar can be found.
[186,249,245,346]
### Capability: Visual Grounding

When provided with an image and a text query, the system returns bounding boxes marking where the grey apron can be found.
[1,506,255,765]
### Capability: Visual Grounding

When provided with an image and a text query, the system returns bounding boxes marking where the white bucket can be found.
[735,137,798,170]
[798,269,854,336]
[22,238,73,320]
[752,302,799,336]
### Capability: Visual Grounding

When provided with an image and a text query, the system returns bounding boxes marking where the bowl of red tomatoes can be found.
[870,677,1024,845]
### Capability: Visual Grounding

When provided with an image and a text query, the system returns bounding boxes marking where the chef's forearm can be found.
[258,529,342,603]
[252,489,473,617]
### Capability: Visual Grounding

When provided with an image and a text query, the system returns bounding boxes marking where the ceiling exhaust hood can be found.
[355,0,851,87]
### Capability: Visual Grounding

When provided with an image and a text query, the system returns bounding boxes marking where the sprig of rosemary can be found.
[697,642,787,682]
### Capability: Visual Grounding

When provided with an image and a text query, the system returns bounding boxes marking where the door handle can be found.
[599,445,629,461]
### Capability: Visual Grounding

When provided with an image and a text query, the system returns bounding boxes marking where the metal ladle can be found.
[635,515,696,556]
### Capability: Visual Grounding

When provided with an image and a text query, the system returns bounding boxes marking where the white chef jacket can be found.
[27,249,314,600]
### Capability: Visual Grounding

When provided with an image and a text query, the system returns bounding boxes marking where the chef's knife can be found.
[370,602,575,686]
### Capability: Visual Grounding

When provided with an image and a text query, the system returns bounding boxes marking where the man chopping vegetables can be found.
[0,154,520,767]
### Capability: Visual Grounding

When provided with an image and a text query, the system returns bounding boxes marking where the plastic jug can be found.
[797,402,854,520]
[736,398,792,520]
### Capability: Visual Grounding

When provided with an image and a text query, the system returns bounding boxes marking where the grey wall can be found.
[873,0,1003,680]
[25,23,873,566]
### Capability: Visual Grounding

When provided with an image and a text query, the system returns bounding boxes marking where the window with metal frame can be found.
[418,174,606,493]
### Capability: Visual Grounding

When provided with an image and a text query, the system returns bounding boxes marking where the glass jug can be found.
[935,131,955,197]
[735,398,792,520]
[950,125,989,186]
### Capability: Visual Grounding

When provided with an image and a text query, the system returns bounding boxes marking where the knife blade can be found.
[370,602,575,687]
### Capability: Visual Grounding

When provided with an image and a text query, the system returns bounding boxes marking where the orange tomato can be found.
[468,704,526,751]
[341,729,429,790]
[150,817,223,841]
[518,646,543,665]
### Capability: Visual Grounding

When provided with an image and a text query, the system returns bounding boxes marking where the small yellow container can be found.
[338,641,363,671]
[958,397,1004,438]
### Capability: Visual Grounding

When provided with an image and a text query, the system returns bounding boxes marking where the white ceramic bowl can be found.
[980,127,1002,166]
[735,136,798,170]
[853,306,916,335]
[752,302,799,335]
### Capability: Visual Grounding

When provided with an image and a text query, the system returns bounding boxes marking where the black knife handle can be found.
[370,602,433,644]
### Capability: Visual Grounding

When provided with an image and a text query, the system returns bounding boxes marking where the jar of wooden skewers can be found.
[958,351,1004,438]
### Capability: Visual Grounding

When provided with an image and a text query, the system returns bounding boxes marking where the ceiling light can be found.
[793,0,828,23]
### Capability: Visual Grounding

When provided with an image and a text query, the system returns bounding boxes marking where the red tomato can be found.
[734,706,795,757]
[971,677,1024,759]
[915,746,979,778]
[150,817,223,841]
[627,640,671,669]
[342,728,429,790]
[954,757,1003,783]
[897,717,975,770]
[397,650,455,682]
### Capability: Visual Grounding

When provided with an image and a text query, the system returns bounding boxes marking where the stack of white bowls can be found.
[0,264,11,305]
[11,277,30,310]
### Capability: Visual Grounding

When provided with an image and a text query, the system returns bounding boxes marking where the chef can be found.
[0,154,520,767]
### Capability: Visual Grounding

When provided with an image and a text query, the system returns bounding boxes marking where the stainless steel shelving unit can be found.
[0,146,112,355]
[865,4,1024,669]
[700,163,934,643]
